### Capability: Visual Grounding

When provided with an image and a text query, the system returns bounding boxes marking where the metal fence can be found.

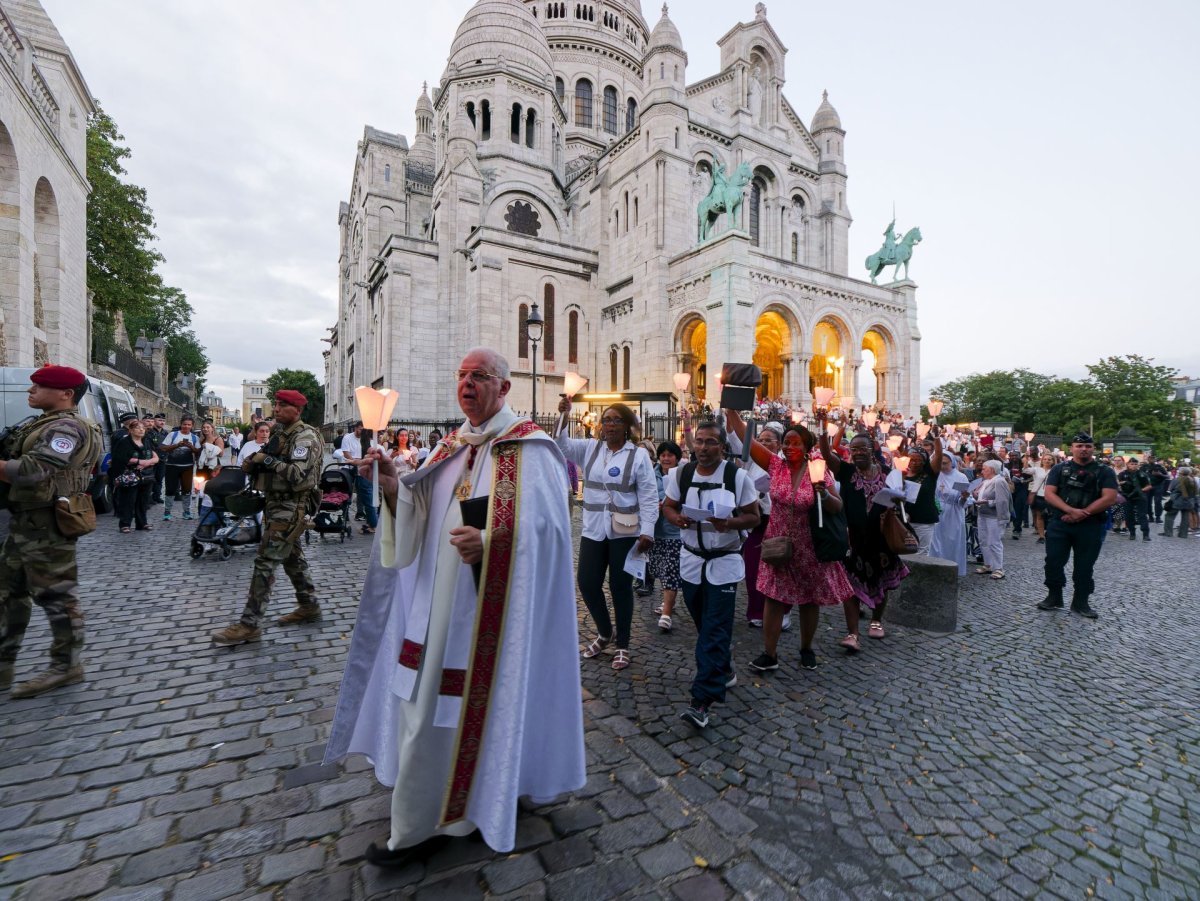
[91,337,155,388]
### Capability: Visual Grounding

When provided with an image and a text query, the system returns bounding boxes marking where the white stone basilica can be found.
[325,0,921,425]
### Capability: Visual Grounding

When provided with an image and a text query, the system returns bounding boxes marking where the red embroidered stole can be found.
[439,418,541,825]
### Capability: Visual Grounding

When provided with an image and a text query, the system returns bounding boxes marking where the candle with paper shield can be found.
[915,422,930,440]
[791,410,803,425]
[862,411,878,429]
[1024,432,1035,444]
[886,435,904,452]
[561,371,588,399]
[672,372,691,394]
[808,457,827,527]
[813,386,836,409]
[354,386,401,515]
[825,422,838,438]
[927,399,944,421]
[894,455,910,472]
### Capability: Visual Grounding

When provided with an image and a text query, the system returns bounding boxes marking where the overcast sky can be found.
[42,0,1200,410]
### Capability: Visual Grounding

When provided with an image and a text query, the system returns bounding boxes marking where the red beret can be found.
[274,389,307,408]
[30,365,87,390]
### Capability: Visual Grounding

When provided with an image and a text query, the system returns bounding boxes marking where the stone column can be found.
[847,356,863,408]
[794,353,813,405]
[779,353,793,405]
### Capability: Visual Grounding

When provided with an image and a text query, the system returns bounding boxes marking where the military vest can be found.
[9,409,102,508]
[255,421,322,497]
[1057,460,1103,513]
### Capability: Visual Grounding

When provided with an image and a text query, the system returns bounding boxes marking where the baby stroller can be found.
[307,464,354,544]
[190,467,264,561]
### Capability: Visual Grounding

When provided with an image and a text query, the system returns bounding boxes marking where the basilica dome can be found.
[811,90,842,132]
[447,0,554,82]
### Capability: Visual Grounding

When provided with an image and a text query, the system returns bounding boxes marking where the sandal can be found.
[653,604,663,615]
[990,570,1005,580]
[612,650,631,671]
[120,527,132,534]
[975,566,992,575]
[840,633,860,652]
[581,635,610,658]
[658,614,672,632]
[868,622,885,639]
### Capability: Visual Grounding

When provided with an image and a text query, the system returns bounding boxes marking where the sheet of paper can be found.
[903,480,922,504]
[682,501,734,521]
[623,545,648,581]
[871,487,906,509]
[754,472,771,494]
[953,481,972,493]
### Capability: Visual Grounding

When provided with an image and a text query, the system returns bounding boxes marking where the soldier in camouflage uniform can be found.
[211,389,323,646]
[0,366,102,699]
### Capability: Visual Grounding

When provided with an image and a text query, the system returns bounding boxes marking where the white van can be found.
[0,368,140,511]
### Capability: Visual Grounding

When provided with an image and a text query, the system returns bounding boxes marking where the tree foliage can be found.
[87,105,208,385]
[265,369,325,425]
[930,355,1192,453]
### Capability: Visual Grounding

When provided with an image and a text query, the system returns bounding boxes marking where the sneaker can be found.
[680,703,709,729]
[1011,533,1020,540]
[1036,537,1045,544]
[1070,604,1098,620]
[748,653,779,672]
[10,665,84,699]
[780,616,793,632]
[840,633,860,653]
[211,623,263,646]
[277,606,321,626]
[747,619,763,628]
[725,670,737,688]
[183,511,194,521]
[799,649,818,670]
[162,513,172,521]
[1143,535,1151,542]
[658,614,673,632]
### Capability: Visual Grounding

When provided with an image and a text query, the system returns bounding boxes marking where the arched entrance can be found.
[677,316,708,400]
[0,123,18,365]
[33,178,59,367]
[753,310,791,400]
[861,327,894,408]
[809,318,847,400]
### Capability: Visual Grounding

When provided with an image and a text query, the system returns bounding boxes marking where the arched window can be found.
[568,310,579,364]
[466,101,476,128]
[384,164,390,183]
[613,208,619,236]
[574,79,593,128]
[610,348,618,390]
[622,346,631,390]
[543,284,556,361]
[660,62,665,80]
[791,233,798,262]
[525,109,536,148]
[623,193,629,234]
[674,127,679,149]
[633,197,639,227]
[626,98,637,132]
[511,103,522,143]
[555,77,565,103]
[749,178,764,246]
[481,100,491,140]
[603,86,618,134]
[518,303,529,358]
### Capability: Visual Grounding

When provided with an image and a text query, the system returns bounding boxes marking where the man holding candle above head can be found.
[211,389,323,645]
[324,348,584,866]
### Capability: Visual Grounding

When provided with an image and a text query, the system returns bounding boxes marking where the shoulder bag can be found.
[809,501,850,562]
[881,506,919,555]
[759,535,793,565]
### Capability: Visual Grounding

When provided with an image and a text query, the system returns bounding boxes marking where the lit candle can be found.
[808,457,827,527]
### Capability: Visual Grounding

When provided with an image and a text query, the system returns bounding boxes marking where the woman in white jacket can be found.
[972,460,1011,579]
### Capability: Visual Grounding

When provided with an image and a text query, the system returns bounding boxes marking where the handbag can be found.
[114,469,141,488]
[881,507,919,555]
[54,493,97,538]
[759,535,793,565]
[611,511,640,535]
[809,502,850,562]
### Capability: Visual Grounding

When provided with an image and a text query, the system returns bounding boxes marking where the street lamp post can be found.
[526,302,544,421]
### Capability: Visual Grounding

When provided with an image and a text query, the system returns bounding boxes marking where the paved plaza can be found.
[1,508,1197,900]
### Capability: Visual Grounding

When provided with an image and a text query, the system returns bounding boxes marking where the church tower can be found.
[812,90,850,275]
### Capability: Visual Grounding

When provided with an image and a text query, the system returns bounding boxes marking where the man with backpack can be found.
[662,418,759,729]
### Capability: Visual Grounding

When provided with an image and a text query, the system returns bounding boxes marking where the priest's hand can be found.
[450,526,484,564]
[360,447,399,513]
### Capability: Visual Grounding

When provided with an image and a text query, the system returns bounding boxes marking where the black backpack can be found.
[677,461,745,558]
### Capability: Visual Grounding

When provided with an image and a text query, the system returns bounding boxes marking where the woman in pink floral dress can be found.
[727,412,853,672]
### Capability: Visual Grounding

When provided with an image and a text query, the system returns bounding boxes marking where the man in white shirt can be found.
[663,418,760,729]
[336,422,375,531]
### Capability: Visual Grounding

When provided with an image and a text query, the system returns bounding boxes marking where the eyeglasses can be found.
[456,369,501,384]
[600,417,625,425]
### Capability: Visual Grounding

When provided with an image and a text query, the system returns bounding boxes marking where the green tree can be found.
[265,369,325,425]
[87,104,209,384]
[1083,355,1191,446]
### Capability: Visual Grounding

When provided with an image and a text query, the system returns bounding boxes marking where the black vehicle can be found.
[307,464,355,544]
[190,467,263,561]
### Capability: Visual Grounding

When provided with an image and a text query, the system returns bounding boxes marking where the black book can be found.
[460,496,489,588]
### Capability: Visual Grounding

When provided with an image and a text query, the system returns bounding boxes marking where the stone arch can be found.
[860,323,899,408]
[753,309,794,401]
[33,177,59,366]
[809,312,852,401]
[486,186,561,240]
[0,123,19,364]
[748,163,778,248]
[674,313,708,400]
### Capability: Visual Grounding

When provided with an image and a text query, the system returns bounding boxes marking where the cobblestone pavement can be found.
[1,506,1197,900]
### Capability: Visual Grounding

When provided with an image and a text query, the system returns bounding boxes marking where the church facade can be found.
[324,0,920,426]
[0,0,93,369]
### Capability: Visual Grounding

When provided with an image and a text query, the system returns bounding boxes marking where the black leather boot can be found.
[1037,587,1064,610]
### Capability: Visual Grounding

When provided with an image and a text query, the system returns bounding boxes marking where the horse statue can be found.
[697,162,753,242]
[865,226,922,284]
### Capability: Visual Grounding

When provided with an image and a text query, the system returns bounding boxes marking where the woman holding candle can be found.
[818,413,908,646]
[727,411,850,673]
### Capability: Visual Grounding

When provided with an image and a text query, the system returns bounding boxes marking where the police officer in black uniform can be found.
[1037,432,1120,619]
[1146,455,1170,523]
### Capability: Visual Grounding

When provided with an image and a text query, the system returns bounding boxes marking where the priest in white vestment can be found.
[324,348,585,867]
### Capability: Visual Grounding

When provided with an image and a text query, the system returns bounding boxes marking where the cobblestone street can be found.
[1,508,1197,900]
